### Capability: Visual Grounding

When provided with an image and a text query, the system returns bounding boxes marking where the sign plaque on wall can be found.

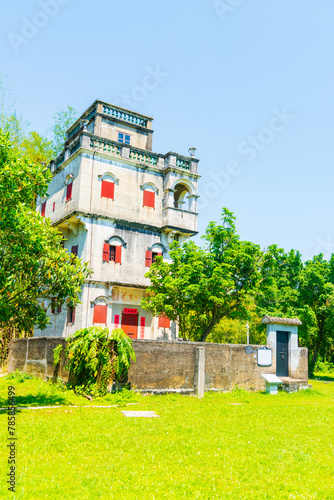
[257,346,272,367]
[123,308,138,315]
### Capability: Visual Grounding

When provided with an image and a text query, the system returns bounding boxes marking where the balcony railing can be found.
[86,106,96,123]
[90,138,121,156]
[54,152,65,168]
[52,132,197,174]
[129,148,158,166]
[176,157,190,170]
[162,207,197,232]
[69,140,80,157]
[102,105,148,128]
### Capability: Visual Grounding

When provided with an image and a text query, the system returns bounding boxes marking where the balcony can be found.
[162,207,198,234]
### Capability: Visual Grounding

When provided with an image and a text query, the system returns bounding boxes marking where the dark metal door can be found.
[276,332,289,376]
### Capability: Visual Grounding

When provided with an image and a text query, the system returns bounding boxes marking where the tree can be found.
[207,301,266,345]
[21,131,53,165]
[51,106,78,156]
[0,131,91,332]
[258,246,334,372]
[54,327,136,396]
[142,209,264,341]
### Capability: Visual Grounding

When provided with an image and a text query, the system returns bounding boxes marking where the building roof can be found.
[261,315,302,326]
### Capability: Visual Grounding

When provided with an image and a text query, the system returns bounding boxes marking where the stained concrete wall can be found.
[8,338,308,393]
[266,324,308,379]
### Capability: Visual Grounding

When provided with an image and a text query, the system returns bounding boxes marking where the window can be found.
[66,181,73,201]
[158,314,170,329]
[71,245,78,256]
[143,190,155,208]
[67,306,75,324]
[174,183,189,209]
[53,202,55,212]
[101,180,115,199]
[51,301,61,314]
[41,201,46,217]
[103,243,122,263]
[93,304,107,324]
[145,250,162,267]
[118,132,130,145]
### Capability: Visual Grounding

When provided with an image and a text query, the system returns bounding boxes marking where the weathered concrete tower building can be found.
[35,100,200,339]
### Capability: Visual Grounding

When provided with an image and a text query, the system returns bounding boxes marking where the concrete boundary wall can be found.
[8,338,308,393]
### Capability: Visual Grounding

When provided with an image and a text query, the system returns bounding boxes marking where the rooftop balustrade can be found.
[102,104,148,128]
[90,137,122,156]
[52,131,198,174]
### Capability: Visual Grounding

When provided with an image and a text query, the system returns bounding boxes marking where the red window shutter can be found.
[67,306,75,324]
[53,202,55,212]
[101,180,115,199]
[103,243,110,261]
[115,245,122,263]
[158,314,170,328]
[41,201,46,217]
[66,182,73,201]
[93,304,107,324]
[71,245,78,256]
[145,250,152,267]
[143,190,155,208]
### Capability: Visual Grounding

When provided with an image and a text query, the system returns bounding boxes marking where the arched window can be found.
[64,174,74,202]
[141,182,159,209]
[102,236,126,264]
[173,183,189,209]
[99,172,119,200]
[145,242,166,267]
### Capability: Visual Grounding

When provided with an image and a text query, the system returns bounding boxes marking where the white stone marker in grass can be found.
[122,411,159,418]
[262,374,283,395]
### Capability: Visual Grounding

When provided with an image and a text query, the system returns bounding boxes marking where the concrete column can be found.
[81,133,91,149]
[122,146,130,159]
[194,346,205,398]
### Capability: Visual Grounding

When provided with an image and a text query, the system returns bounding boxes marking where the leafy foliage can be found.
[53,344,63,367]
[21,131,53,165]
[258,247,334,372]
[56,327,136,396]
[0,131,91,331]
[142,208,264,341]
[5,370,33,382]
[51,106,77,156]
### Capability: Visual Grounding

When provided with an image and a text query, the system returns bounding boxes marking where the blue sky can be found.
[1,0,334,259]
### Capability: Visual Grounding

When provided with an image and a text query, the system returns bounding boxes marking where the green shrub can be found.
[53,327,136,396]
[314,359,334,374]
[5,370,33,382]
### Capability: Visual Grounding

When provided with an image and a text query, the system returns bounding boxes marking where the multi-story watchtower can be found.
[35,100,200,339]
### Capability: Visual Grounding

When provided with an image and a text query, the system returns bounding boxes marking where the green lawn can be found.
[0,374,334,499]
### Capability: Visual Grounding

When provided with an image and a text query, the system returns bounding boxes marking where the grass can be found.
[0,373,334,499]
